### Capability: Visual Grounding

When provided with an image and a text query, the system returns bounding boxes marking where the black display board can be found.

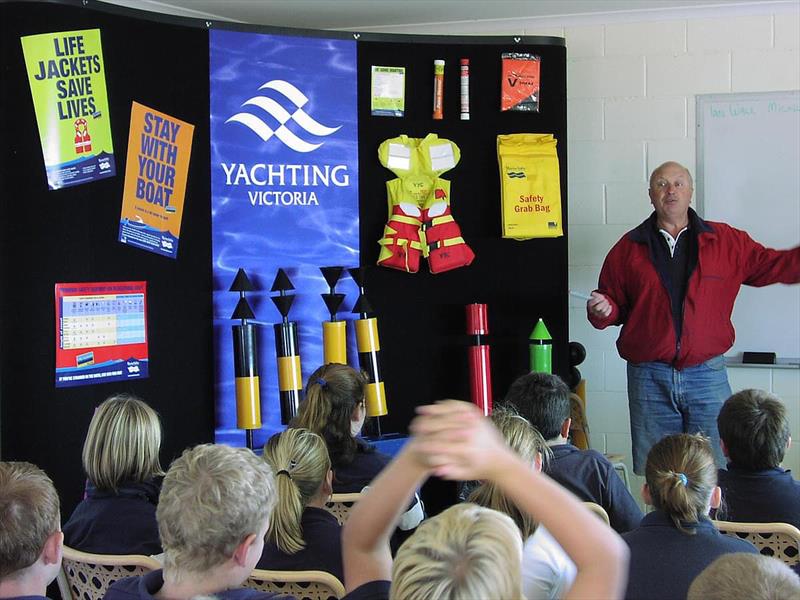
[0,0,214,517]
[1,0,567,519]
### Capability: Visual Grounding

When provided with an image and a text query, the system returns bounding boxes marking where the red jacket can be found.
[589,211,800,369]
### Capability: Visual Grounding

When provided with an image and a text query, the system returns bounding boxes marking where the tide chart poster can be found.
[55,281,149,388]
[21,29,115,190]
[210,31,359,447]
[119,102,195,258]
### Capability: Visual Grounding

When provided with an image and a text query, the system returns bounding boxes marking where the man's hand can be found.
[587,291,612,318]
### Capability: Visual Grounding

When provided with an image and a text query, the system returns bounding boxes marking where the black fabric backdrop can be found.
[1,0,567,519]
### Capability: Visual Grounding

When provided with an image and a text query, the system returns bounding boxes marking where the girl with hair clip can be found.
[293,363,424,532]
[63,393,164,555]
[622,433,758,600]
[257,428,343,581]
[468,407,576,600]
[340,400,629,600]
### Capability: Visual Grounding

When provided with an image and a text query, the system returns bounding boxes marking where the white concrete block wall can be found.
[358,5,800,494]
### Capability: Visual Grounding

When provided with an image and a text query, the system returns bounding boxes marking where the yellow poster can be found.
[118,101,194,258]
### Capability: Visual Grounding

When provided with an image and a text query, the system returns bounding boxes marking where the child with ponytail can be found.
[292,364,388,493]
[292,364,424,533]
[257,428,343,581]
[622,433,758,600]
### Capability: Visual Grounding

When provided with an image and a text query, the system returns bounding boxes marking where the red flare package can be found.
[501,52,541,112]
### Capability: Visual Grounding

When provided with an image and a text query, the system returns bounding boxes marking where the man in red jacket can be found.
[587,161,800,474]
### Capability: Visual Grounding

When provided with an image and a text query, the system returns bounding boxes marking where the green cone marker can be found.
[529,318,552,373]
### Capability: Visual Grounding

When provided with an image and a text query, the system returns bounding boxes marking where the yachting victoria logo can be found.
[226,80,341,153]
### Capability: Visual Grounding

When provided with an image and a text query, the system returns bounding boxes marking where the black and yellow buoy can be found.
[270,268,303,424]
[320,266,347,365]
[229,268,261,450]
[349,267,388,429]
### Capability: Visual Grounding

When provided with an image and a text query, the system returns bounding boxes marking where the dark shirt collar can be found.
[630,208,713,243]
[640,509,716,532]
[725,463,788,477]
[548,442,579,456]
[87,477,162,503]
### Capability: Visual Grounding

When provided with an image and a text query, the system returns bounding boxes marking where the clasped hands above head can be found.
[407,399,511,481]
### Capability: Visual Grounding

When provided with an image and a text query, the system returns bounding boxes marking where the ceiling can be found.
[98,0,793,30]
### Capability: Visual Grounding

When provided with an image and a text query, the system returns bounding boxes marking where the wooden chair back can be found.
[57,545,161,600]
[583,501,611,526]
[245,568,345,600]
[712,520,800,566]
[323,492,362,525]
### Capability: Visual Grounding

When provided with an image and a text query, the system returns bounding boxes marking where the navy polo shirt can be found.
[341,580,391,600]
[717,464,800,529]
[622,511,758,600]
[63,478,162,555]
[103,569,289,600]
[546,444,643,533]
[332,444,392,494]
[257,507,343,581]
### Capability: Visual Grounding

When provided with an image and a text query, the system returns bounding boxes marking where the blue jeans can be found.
[627,355,731,475]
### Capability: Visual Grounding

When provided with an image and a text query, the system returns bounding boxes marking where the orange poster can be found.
[118,101,194,258]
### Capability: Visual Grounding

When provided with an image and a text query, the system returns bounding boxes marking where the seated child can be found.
[622,434,758,600]
[104,444,281,600]
[716,389,799,529]
[0,462,63,600]
[341,400,629,600]
[258,428,343,581]
[687,553,800,600]
[292,364,422,531]
[63,393,164,555]
[292,364,390,493]
[468,407,576,600]
[506,372,643,533]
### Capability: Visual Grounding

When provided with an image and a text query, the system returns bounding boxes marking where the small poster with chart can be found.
[54,281,149,387]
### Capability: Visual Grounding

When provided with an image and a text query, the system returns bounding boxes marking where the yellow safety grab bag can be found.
[497,133,563,240]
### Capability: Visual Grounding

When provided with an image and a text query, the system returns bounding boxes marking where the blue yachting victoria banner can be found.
[210,30,359,447]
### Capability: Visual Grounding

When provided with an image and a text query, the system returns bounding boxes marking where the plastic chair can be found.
[245,568,345,600]
[323,492,362,525]
[712,520,800,566]
[57,545,161,600]
[583,502,611,526]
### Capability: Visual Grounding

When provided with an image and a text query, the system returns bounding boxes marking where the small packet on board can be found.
[501,52,541,112]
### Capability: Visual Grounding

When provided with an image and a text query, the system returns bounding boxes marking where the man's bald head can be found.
[649,162,694,190]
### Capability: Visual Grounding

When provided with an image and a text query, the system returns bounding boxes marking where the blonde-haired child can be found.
[63,393,164,555]
[257,428,342,581]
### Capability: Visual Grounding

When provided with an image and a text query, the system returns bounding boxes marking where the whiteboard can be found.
[697,91,800,360]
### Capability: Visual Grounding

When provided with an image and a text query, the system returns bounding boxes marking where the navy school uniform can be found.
[63,478,162,555]
[103,569,290,599]
[331,441,391,494]
[546,444,643,533]
[2,597,49,600]
[257,506,343,581]
[341,581,391,600]
[622,510,758,600]
[717,464,800,529]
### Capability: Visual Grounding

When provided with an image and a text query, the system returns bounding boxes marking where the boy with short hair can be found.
[104,443,282,600]
[506,372,643,533]
[716,389,799,528]
[0,461,63,600]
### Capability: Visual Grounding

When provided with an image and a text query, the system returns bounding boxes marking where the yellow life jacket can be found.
[377,134,475,273]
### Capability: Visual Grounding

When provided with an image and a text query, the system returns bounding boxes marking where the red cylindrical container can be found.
[466,303,493,415]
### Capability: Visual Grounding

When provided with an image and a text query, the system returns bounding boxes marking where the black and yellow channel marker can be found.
[229,268,261,450]
[320,266,347,365]
[270,268,303,424]
[348,267,388,435]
